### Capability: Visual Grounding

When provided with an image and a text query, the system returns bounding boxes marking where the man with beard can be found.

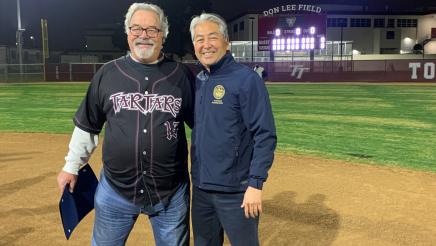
[56,3,194,245]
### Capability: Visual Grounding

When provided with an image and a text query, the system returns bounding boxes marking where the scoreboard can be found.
[258,14,327,51]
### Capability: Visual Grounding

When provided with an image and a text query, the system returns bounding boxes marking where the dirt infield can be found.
[1,132,436,246]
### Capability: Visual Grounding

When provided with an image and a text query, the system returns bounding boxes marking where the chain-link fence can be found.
[0,63,45,82]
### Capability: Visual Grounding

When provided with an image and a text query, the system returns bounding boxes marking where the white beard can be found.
[134,44,155,60]
[133,38,160,61]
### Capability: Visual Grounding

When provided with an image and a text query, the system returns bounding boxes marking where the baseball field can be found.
[1,82,436,245]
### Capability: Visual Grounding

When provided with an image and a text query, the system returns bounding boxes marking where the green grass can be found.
[269,84,436,171]
[0,83,86,133]
[1,83,435,171]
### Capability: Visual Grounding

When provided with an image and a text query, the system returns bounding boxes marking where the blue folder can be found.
[59,163,98,239]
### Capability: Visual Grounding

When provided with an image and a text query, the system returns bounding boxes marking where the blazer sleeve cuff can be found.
[248,177,264,190]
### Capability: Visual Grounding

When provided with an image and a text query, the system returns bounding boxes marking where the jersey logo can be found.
[109,91,181,117]
[164,121,179,140]
[212,85,225,104]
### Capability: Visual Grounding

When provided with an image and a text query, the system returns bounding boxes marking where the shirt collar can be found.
[128,52,164,65]
[199,51,235,74]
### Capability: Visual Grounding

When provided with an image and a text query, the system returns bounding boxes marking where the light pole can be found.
[249,17,255,62]
[16,0,25,80]
[339,26,343,62]
[339,19,346,72]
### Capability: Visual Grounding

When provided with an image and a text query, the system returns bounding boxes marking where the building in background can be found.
[227,4,436,62]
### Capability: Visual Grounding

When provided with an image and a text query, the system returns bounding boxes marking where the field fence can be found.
[0,64,45,82]
[1,60,435,83]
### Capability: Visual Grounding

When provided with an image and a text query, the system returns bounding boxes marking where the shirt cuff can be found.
[248,177,264,190]
[62,162,81,175]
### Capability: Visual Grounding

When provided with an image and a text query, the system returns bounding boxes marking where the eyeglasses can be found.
[129,26,161,38]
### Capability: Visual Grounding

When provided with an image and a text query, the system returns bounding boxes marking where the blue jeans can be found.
[192,186,259,246]
[92,173,189,246]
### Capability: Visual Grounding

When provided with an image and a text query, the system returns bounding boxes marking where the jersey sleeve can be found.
[73,67,106,134]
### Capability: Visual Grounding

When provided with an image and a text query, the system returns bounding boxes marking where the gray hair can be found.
[124,3,169,40]
[190,13,228,42]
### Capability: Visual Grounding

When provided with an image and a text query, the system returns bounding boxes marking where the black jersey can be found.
[74,55,195,207]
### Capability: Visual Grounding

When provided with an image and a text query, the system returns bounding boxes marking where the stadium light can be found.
[352,49,361,55]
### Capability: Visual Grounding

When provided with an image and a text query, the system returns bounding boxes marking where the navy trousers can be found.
[192,186,259,246]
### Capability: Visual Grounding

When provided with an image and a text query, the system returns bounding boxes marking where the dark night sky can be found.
[0,0,138,50]
[0,0,434,50]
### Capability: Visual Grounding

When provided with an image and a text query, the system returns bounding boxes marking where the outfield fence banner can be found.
[7,60,435,83]
[239,59,436,82]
